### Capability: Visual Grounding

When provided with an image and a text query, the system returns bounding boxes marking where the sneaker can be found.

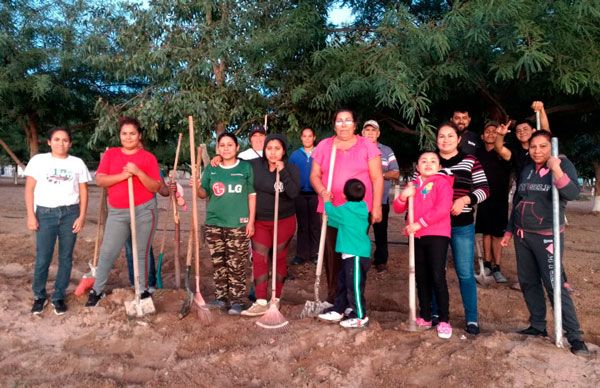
[344,307,353,317]
[85,289,105,307]
[570,340,590,356]
[493,270,508,283]
[465,323,480,335]
[340,316,369,328]
[240,299,268,316]
[431,314,440,327]
[415,317,432,329]
[228,303,243,315]
[484,262,492,276]
[147,287,156,294]
[207,299,228,310]
[52,300,67,315]
[437,322,453,339]
[31,298,47,315]
[517,326,548,337]
[318,311,344,322]
[140,290,152,299]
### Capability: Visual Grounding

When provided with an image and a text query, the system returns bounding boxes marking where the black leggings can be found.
[415,236,450,322]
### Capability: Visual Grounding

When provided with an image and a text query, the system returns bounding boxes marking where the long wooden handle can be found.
[171,133,183,224]
[188,116,201,287]
[128,177,140,297]
[314,143,337,302]
[315,143,337,279]
[408,193,416,328]
[271,170,280,300]
[92,188,107,267]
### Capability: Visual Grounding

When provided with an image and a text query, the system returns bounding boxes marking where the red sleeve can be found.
[393,197,407,214]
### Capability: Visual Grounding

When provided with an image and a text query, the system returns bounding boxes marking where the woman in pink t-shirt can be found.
[310,108,383,304]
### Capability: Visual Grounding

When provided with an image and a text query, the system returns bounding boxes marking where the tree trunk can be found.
[0,138,26,169]
[593,162,600,214]
[24,112,40,157]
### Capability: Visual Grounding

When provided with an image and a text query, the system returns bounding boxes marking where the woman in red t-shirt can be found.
[86,116,162,307]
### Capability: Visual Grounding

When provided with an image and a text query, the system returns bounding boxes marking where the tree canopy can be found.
[1,0,599,176]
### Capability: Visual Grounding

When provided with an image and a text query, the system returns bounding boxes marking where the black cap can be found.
[249,125,266,136]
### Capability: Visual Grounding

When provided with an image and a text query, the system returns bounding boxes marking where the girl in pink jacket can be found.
[393,151,454,339]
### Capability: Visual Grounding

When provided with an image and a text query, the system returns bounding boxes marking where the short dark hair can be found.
[344,178,365,202]
[47,127,71,141]
[452,107,470,116]
[118,116,142,133]
[217,132,238,146]
[514,118,535,129]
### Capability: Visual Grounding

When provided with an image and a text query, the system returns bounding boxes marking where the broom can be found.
[300,143,337,318]
[189,116,211,323]
[74,186,107,296]
[257,170,288,329]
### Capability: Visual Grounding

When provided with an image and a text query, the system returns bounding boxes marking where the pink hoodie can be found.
[393,173,454,238]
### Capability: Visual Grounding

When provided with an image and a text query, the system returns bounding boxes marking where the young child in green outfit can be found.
[318,178,371,328]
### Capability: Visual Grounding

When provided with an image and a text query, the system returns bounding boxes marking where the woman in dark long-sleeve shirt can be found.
[241,134,300,317]
[501,131,589,355]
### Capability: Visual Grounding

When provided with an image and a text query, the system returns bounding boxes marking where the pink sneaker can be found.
[437,322,452,339]
[415,317,432,329]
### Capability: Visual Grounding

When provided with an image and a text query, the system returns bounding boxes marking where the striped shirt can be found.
[440,152,489,227]
[379,143,399,204]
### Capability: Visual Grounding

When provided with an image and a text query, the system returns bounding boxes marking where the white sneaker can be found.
[340,316,369,328]
[344,307,353,316]
[318,311,344,322]
[241,299,268,316]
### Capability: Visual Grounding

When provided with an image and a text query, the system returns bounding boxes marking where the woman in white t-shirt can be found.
[24,128,91,316]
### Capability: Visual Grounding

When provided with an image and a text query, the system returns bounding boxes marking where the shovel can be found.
[169,133,183,289]
[475,236,494,287]
[300,143,337,318]
[124,177,156,317]
[74,186,107,296]
[178,229,194,319]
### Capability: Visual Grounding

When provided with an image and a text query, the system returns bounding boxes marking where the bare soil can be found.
[1,179,599,387]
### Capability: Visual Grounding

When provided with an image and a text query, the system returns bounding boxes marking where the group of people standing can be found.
[24,105,588,354]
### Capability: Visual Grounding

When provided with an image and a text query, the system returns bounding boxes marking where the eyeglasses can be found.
[335,119,354,126]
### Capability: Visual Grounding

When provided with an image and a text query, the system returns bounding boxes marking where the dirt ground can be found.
[1,178,599,387]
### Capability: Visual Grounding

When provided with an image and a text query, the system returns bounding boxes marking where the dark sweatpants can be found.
[415,236,450,323]
[324,226,342,303]
[332,256,371,319]
[372,204,390,265]
[515,231,583,343]
[294,193,320,261]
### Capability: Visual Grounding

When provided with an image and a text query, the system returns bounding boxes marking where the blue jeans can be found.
[450,223,478,324]
[125,237,156,287]
[33,204,79,301]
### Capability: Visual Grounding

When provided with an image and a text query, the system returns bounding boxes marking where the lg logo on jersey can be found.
[212,182,242,196]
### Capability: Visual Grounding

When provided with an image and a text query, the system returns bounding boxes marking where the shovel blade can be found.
[125,297,156,317]
[300,300,330,319]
